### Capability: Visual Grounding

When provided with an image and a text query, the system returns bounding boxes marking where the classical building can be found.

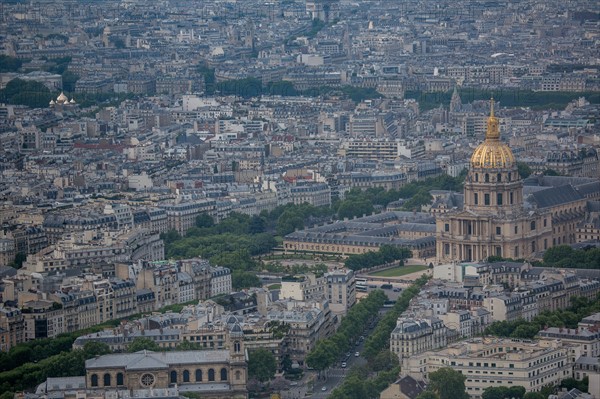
[85,327,247,399]
[436,100,552,262]
[283,211,436,258]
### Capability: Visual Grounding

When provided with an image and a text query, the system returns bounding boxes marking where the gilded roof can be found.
[470,99,516,169]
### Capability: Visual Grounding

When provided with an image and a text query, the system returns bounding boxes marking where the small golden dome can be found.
[470,99,516,169]
[56,92,68,104]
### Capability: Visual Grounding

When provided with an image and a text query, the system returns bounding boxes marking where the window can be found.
[445,223,450,232]
[543,219,547,227]
[444,244,450,255]
[116,373,124,386]
[530,221,536,231]
[474,193,478,205]
[208,369,215,382]
[195,369,203,382]
[91,374,98,387]
[510,192,514,204]
[475,173,479,182]
[497,193,503,205]
[140,373,155,387]
[508,172,512,181]
[234,341,241,352]
[497,174,502,182]
[544,239,548,250]
[531,241,536,253]
[514,225,518,234]
[103,373,111,387]
[235,371,241,381]
[484,194,490,205]
[183,370,190,383]
[496,227,501,235]
[221,368,228,381]
[496,247,501,256]
[515,246,519,257]
[170,371,177,384]
[485,174,490,182]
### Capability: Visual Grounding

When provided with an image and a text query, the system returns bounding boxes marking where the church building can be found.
[436,100,553,262]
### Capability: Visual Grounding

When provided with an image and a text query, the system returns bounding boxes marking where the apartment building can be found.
[210,266,232,297]
[160,200,217,235]
[404,338,573,398]
[267,300,333,365]
[390,317,447,361]
[0,306,25,351]
[325,269,356,316]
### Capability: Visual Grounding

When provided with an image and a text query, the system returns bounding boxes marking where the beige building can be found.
[390,317,447,362]
[85,339,247,399]
[482,294,523,322]
[325,269,356,316]
[160,200,217,236]
[437,101,553,262]
[0,306,25,351]
[404,338,573,398]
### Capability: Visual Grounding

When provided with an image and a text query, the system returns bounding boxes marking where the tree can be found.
[81,341,111,358]
[0,78,52,108]
[195,213,214,228]
[517,162,532,178]
[523,393,545,399]
[248,215,266,234]
[482,386,526,399]
[127,337,160,352]
[62,71,79,92]
[370,350,399,372]
[428,368,469,399]
[248,348,276,382]
[416,392,440,399]
[232,270,261,290]
[0,55,23,72]
[10,252,27,269]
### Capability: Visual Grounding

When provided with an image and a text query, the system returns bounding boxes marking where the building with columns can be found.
[436,100,552,262]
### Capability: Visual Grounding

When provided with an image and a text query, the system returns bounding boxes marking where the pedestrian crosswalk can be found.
[327,368,347,378]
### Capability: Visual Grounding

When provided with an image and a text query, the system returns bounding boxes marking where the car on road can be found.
[321,386,327,391]
[341,362,347,368]
[393,288,401,292]
[355,351,360,357]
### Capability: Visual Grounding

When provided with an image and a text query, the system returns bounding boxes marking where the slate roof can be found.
[528,185,583,208]
[575,181,600,198]
[394,375,426,399]
[85,350,230,370]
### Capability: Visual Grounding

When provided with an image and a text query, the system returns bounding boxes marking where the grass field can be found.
[368,264,428,277]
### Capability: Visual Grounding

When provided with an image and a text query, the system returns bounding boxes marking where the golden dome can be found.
[470,99,516,169]
[56,92,68,104]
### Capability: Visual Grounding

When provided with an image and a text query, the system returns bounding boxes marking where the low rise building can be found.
[404,338,573,398]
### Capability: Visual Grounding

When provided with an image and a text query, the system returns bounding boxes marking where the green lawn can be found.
[368,264,428,277]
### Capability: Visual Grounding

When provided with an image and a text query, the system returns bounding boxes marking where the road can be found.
[281,302,394,398]
[311,342,367,398]
[311,307,391,398]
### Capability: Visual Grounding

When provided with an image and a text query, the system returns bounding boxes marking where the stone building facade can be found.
[437,100,553,262]
[85,325,247,399]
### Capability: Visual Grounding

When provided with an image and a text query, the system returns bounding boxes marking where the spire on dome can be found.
[485,98,500,141]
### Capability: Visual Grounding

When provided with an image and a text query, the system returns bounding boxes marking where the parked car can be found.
[341,362,347,368]
[355,352,360,357]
